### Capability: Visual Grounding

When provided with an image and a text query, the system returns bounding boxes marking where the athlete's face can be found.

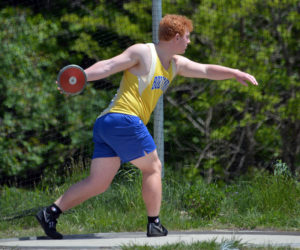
[176,31,190,54]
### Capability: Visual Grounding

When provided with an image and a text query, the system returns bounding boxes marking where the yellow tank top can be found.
[100,43,177,125]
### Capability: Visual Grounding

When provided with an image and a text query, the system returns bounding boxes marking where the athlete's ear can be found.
[175,33,180,41]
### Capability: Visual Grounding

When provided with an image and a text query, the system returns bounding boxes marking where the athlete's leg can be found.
[36,156,120,239]
[130,150,162,217]
[55,156,121,212]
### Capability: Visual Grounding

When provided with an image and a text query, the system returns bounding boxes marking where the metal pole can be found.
[152,0,164,177]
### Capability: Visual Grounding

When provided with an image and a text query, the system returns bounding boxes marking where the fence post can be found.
[152,0,164,177]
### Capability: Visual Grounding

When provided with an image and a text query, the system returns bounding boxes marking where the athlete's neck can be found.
[155,42,175,69]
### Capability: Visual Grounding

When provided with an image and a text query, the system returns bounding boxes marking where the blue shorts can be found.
[92,113,156,163]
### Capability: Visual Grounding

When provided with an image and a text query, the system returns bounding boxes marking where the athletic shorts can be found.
[92,113,156,163]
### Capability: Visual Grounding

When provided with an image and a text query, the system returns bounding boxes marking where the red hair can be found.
[159,14,193,41]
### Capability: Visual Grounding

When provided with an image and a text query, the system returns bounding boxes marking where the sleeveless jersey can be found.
[100,43,177,125]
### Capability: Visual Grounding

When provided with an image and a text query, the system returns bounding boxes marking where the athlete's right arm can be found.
[84,44,145,81]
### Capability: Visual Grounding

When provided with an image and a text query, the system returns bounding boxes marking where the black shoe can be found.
[36,208,63,239]
[147,222,168,237]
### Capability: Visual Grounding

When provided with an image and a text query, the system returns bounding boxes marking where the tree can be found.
[0,1,153,184]
[0,0,299,184]
[163,0,300,180]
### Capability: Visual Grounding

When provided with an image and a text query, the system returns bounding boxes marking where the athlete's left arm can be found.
[173,55,258,86]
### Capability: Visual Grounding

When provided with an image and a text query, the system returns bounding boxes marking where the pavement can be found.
[0,230,300,249]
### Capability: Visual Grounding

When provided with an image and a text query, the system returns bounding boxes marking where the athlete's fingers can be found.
[56,81,69,95]
[236,72,259,86]
[238,79,248,87]
[250,75,259,85]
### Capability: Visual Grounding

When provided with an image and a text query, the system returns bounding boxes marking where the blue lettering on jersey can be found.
[151,76,170,91]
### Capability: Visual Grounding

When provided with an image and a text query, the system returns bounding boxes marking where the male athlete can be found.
[36,14,258,239]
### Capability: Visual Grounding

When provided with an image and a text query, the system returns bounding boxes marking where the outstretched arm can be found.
[84,44,144,81]
[56,44,148,94]
[174,55,258,86]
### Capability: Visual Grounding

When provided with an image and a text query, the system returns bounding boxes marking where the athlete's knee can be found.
[145,159,162,175]
[154,160,162,173]
[86,175,111,195]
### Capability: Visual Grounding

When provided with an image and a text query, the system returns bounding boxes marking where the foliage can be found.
[182,178,225,219]
[1,169,299,238]
[0,2,151,183]
[163,0,300,180]
[220,170,300,229]
[122,240,243,250]
[0,7,68,180]
[0,0,299,184]
[273,159,292,178]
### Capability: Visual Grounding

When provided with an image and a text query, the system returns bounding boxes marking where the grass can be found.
[122,240,297,250]
[122,240,241,250]
[0,161,299,246]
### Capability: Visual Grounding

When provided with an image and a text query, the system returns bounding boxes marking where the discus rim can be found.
[57,64,87,95]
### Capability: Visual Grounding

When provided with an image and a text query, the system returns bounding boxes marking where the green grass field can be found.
[122,241,296,250]
[1,161,299,249]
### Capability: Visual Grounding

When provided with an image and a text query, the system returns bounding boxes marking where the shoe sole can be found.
[35,212,63,239]
[147,233,168,237]
[147,223,168,237]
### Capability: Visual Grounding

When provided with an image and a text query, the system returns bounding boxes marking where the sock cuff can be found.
[148,216,160,224]
[48,203,62,215]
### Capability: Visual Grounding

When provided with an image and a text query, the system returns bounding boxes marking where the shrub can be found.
[183,179,225,219]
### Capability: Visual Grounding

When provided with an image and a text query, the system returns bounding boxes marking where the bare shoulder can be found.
[122,43,151,65]
[124,43,152,75]
[172,55,191,73]
[172,55,190,64]
[125,43,151,56]
[172,55,207,77]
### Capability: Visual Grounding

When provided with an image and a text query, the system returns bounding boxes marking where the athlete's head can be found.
[159,14,193,41]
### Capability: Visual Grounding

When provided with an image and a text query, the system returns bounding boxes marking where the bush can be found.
[183,179,225,219]
[220,168,300,228]
[273,159,292,178]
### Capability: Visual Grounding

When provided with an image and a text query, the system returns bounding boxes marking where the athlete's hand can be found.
[234,70,259,86]
[56,81,69,96]
[56,81,63,94]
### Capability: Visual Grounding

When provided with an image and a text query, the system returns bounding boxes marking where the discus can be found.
[57,65,87,95]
